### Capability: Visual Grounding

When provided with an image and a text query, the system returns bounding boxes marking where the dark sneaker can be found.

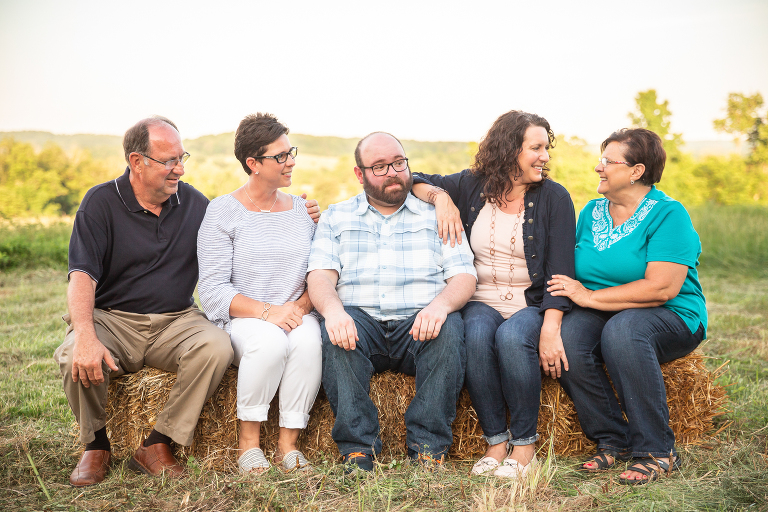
[413,452,446,473]
[342,452,374,475]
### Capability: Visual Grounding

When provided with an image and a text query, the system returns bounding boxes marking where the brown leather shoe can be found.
[70,450,110,487]
[128,441,185,478]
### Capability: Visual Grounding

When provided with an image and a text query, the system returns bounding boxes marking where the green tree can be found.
[0,138,66,218]
[628,89,684,163]
[546,136,601,212]
[0,138,112,218]
[713,92,768,164]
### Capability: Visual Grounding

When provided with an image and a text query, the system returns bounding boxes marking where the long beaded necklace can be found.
[489,198,525,301]
[244,187,278,212]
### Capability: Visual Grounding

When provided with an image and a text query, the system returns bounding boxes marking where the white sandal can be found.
[278,450,311,472]
[493,455,536,478]
[471,456,501,475]
[238,447,270,474]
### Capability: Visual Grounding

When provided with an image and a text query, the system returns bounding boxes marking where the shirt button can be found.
[470,207,475,211]
[533,273,538,278]
[527,235,533,241]
[528,218,533,224]
[480,193,485,198]
[532,254,537,258]
[528,202,533,207]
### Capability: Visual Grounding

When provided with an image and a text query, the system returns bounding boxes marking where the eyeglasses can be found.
[598,157,631,167]
[140,152,191,170]
[361,158,409,177]
[252,147,298,164]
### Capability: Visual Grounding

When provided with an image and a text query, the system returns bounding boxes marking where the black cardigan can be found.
[413,169,576,313]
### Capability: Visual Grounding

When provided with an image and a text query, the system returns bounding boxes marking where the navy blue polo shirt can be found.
[68,167,210,314]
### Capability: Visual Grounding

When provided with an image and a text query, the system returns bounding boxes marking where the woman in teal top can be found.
[547,128,706,486]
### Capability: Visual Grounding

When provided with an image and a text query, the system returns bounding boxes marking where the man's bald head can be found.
[123,116,180,164]
[354,132,405,169]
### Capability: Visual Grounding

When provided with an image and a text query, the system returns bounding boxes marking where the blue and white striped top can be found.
[308,193,476,321]
[197,193,317,333]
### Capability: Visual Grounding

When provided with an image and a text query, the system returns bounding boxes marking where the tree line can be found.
[1,90,766,219]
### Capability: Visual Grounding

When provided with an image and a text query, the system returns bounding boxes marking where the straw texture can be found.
[93,350,726,469]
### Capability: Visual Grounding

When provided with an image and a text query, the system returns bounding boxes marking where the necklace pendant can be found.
[504,292,513,300]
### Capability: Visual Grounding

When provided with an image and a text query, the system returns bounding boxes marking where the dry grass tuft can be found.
[91,350,727,469]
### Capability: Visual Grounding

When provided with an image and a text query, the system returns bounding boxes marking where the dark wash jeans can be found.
[320,306,466,459]
[462,301,543,447]
[558,306,703,458]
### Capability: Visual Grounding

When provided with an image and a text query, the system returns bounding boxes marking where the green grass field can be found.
[1,207,767,510]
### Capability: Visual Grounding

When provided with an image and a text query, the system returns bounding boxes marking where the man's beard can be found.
[362,172,413,206]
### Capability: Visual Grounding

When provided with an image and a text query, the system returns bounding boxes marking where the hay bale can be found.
[97,350,726,468]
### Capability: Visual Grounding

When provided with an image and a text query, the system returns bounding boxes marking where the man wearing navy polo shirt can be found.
[53,117,234,486]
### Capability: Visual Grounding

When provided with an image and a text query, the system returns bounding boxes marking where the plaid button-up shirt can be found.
[308,193,476,321]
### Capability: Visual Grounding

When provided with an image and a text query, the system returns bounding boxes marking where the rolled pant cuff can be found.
[633,449,678,459]
[597,442,631,453]
[483,430,511,446]
[238,404,269,422]
[509,433,539,446]
[279,411,310,429]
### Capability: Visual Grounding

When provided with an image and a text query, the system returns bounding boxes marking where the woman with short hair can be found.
[198,113,321,474]
[548,127,707,485]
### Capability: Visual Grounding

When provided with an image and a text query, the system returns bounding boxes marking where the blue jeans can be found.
[558,306,703,458]
[321,306,466,459]
[463,301,543,447]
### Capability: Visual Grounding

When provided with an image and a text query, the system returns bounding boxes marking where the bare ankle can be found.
[485,442,507,462]
[510,444,536,465]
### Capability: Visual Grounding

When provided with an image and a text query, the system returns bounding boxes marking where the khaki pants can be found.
[54,306,233,446]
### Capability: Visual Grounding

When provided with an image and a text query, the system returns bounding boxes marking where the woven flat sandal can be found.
[471,456,501,476]
[238,447,270,474]
[279,450,311,472]
[578,448,631,472]
[619,456,682,486]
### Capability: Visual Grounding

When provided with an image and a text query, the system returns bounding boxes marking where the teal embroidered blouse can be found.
[574,186,707,337]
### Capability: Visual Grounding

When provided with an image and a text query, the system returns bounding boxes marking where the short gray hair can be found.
[123,116,179,163]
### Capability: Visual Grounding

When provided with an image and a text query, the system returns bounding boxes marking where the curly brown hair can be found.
[471,110,555,206]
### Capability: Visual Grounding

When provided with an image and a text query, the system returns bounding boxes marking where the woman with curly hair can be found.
[411,110,576,477]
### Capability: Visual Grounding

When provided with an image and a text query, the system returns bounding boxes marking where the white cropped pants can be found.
[229,315,322,428]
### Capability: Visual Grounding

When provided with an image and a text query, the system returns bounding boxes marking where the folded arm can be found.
[548,261,688,311]
[229,288,313,332]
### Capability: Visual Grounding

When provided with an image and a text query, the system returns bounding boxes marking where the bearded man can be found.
[306,132,477,473]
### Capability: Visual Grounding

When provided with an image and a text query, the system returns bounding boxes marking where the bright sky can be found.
[1,0,766,143]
